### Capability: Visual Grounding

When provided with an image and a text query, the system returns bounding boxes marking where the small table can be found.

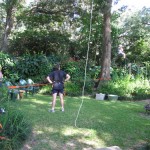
[19,90,25,99]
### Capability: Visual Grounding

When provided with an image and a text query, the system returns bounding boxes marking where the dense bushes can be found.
[38,60,94,96]
[8,30,70,56]
[1,53,54,83]
[65,81,82,96]
[62,60,94,96]
[0,109,31,150]
[0,73,31,150]
[15,53,52,82]
[0,86,8,103]
[98,75,150,100]
[0,52,150,99]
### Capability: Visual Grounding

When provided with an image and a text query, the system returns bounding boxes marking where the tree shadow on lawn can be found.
[9,95,150,150]
[72,99,150,149]
[22,129,97,150]
[8,95,98,150]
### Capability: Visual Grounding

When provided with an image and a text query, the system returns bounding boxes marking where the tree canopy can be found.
[0,0,149,77]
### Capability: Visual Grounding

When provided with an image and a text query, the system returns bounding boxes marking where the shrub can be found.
[0,109,32,150]
[65,82,82,96]
[8,30,70,56]
[99,75,133,95]
[0,85,8,103]
[62,60,94,95]
[132,87,150,100]
[39,85,52,95]
[15,53,52,82]
[97,74,150,100]
[62,61,85,80]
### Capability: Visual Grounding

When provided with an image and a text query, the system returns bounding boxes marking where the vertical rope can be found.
[75,0,94,127]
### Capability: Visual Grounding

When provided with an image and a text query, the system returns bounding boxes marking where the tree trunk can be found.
[94,0,112,89]
[1,6,13,51]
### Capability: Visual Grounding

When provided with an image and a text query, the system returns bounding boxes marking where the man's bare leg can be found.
[59,93,64,111]
[51,93,57,111]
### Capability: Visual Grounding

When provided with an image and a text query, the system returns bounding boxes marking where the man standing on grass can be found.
[46,64,70,113]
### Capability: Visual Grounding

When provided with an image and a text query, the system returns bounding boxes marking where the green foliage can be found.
[0,52,18,83]
[132,86,150,100]
[78,11,104,64]
[0,109,31,150]
[17,0,75,29]
[89,66,101,79]
[4,94,150,150]
[99,74,133,95]
[120,7,150,63]
[62,60,94,94]
[15,53,52,82]
[143,61,150,77]
[39,85,52,95]
[39,81,82,96]
[0,85,8,103]
[84,79,95,94]
[1,0,150,69]
[47,55,61,65]
[62,60,86,81]
[98,74,150,100]
[7,73,20,84]
[111,67,128,80]
[94,0,113,14]
[65,81,82,96]
[0,52,9,67]
[39,59,95,96]
[9,30,70,56]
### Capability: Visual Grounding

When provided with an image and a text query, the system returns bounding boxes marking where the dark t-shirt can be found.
[48,70,67,83]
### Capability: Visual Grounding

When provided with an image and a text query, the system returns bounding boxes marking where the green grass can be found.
[6,94,150,150]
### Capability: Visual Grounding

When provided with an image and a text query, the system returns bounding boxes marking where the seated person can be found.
[118,45,126,58]
[0,66,3,87]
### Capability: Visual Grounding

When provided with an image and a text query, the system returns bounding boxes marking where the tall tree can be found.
[119,7,150,62]
[9,0,75,56]
[0,0,24,51]
[94,0,112,88]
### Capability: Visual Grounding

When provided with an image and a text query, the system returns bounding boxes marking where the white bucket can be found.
[108,94,118,100]
[96,93,105,100]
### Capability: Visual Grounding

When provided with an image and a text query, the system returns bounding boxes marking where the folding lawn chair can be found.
[19,79,34,97]
[5,81,20,100]
[27,79,40,94]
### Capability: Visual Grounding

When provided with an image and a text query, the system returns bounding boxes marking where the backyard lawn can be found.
[7,94,150,150]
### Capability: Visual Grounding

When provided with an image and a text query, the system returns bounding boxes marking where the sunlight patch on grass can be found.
[44,127,58,133]
[32,100,47,104]
[28,104,36,108]
[35,130,44,134]
[62,126,81,136]
[61,126,97,137]
[39,89,48,94]
[24,98,48,104]
[78,138,105,148]
[81,96,92,100]
[72,96,89,100]
[61,126,106,148]
[10,94,150,150]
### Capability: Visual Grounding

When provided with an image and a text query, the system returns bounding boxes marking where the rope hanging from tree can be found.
[74,0,94,127]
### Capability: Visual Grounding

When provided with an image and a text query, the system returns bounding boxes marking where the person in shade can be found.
[118,44,126,58]
[46,64,70,112]
[0,66,3,87]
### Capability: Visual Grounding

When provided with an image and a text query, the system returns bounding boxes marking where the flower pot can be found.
[108,94,118,100]
[96,93,105,100]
